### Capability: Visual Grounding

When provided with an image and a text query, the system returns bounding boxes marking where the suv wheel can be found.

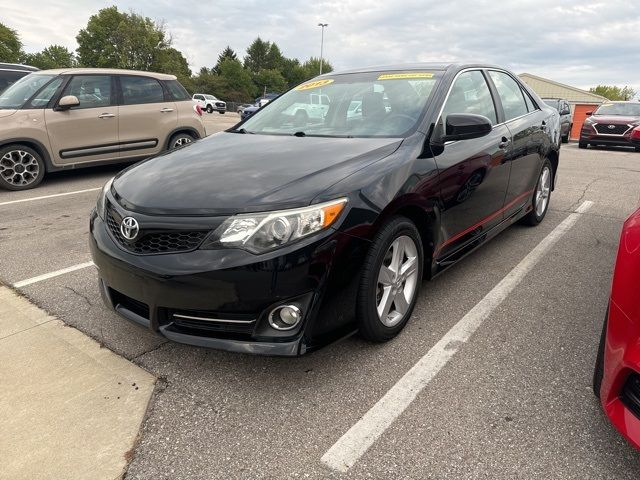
[169,133,194,150]
[522,159,552,226]
[219,111,225,114]
[356,217,423,342]
[578,142,588,149]
[206,105,213,114]
[0,144,45,191]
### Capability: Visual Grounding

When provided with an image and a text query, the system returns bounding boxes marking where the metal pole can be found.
[318,23,328,75]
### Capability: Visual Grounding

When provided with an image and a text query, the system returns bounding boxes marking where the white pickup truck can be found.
[192,93,227,114]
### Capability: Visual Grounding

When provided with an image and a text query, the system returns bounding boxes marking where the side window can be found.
[29,77,63,108]
[488,71,528,121]
[165,80,191,101]
[120,76,165,105]
[522,89,536,112]
[61,75,112,109]
[442,70,497,125]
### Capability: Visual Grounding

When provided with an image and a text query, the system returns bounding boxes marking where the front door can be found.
[431,70,511,260]
[44,74,118,165]
[116,75,177,160]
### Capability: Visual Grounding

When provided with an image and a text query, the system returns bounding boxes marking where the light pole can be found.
[318,23,328,75]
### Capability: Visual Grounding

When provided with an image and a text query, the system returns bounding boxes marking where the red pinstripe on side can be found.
[435,189,534,257]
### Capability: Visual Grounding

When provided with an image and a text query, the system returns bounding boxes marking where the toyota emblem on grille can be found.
[120,217,139,241]
[608,124,616,129]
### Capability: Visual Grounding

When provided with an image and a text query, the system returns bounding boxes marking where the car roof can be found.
[30,68,176,80]
[0,63,39,72]
[325,62,505,76]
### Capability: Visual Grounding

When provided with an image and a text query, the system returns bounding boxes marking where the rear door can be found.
[432,69,512,260]
[116,75,177,159]
[44,74,118,165]
[487,70,546,218]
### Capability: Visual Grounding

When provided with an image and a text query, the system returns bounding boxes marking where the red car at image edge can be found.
[594,207,640,451]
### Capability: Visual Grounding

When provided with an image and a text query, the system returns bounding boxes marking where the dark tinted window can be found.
[489,71,528,121]
[62,75,112,109]
[0,70,29,94]
[165,80,191,101]
[121,76,164,105]
[442,70,497,125]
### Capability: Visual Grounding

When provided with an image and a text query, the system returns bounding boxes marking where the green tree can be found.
[218,58,256,101]
[244,37,270,73]
[0,23,23,63]
[76,6,170,70]
[254,68,287,95]
[302,57,333,79]
[23,45,76,69]
[589,85,637,101]
[280,57,307,89]
[214,46,237,73]
[155,47,192,88]
[265,43,284,71]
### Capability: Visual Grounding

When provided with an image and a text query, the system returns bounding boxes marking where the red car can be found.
[594,208,640,450]
[580,101,640,151]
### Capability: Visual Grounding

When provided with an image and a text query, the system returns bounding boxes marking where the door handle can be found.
[160,108,174,113]
[540,120,546,130]
[498,137,510,149]
[98,113,115,119]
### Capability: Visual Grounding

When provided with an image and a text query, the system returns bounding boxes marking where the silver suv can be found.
[0,68,206,190]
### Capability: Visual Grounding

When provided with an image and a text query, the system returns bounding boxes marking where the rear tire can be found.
[0,144,45,191]
[169,132,194,150]
[561,133,569,143]
[578,142,588,149]
[522,159,552,226]
[593,309,608,398]
[356,217,423,342]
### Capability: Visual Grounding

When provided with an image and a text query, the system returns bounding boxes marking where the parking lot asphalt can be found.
[2,119,640,478]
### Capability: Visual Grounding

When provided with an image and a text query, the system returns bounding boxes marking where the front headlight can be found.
[96,177,114,220]
[201,198,348,253]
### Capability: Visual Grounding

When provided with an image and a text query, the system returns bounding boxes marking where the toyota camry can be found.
[90,63,560,356]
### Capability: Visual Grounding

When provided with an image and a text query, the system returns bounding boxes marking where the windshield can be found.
[0,74,56,109]
[205,94,216,100]
[594,103,640,116]
[240,71,441,137]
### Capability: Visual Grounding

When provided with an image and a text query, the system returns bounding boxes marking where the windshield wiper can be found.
[228,128,254,134]
[293,131,306,137]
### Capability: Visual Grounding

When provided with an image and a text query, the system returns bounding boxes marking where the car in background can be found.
[192,93,226,114]
[240,93,281,120]
[542,98,572,143]
[580,102,640,151]
[594,207,640,451]
[0,63,38,94]
[90,63,560,356]
[236,103,252,114]
[240,104,260,120]
[0,68,205,191]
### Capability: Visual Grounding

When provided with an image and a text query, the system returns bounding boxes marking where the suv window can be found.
[62,75,112,109]
[442,70,497,125]
[488,71,528,121]
[121,76,165,105]
[193,94,204,100]
[522,89,536,112]
[29,77,63,108]
[165,80,191,101]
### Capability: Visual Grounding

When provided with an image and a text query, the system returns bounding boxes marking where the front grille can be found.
[621,373,640,420]
[170,310,256,336]
[215,102,225,107]
[594,123,631,135]
[106,203,208,255]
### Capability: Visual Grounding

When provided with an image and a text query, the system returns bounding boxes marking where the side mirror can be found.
[57,95,80,111]
[443,113,492,142]
[585,111,593,116]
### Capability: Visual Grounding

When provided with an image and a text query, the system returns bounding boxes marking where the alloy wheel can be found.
[0,149,40,187]
[376,235,420,327]
[535,166,551,217]
[173,137,192,148]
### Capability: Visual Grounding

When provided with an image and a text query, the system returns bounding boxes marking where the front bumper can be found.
[89,210,368,356]
[601,299,640,450]
[580,126,637,148]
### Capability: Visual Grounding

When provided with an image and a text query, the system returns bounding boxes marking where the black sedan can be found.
[90,63,560,356]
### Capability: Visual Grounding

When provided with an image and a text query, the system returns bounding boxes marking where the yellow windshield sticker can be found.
[295,79,334,91]
[378,72,434,80]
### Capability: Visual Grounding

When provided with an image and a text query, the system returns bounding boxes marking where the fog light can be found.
[269,305,302,330]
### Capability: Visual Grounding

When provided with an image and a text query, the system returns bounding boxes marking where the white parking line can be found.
[13,262,95,288]
[321,201,594,473]
[0,187,101,207]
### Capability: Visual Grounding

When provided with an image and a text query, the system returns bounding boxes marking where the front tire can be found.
[356,217,423,342]
[0,144,45,191]
[522,159,552,226]
[578,141,588,149]
[169,133,194,150]
[206,105,213,114]
[219,111,225,114]
[561,134,569,144]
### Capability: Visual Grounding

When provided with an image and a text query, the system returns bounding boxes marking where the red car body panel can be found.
[601,208,640,450]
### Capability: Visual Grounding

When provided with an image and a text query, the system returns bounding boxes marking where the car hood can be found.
[112,132,403,215]
[0,109,17,118]
[592,115,640,124]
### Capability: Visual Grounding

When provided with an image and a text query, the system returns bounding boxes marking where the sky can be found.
[3,0,640,93]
